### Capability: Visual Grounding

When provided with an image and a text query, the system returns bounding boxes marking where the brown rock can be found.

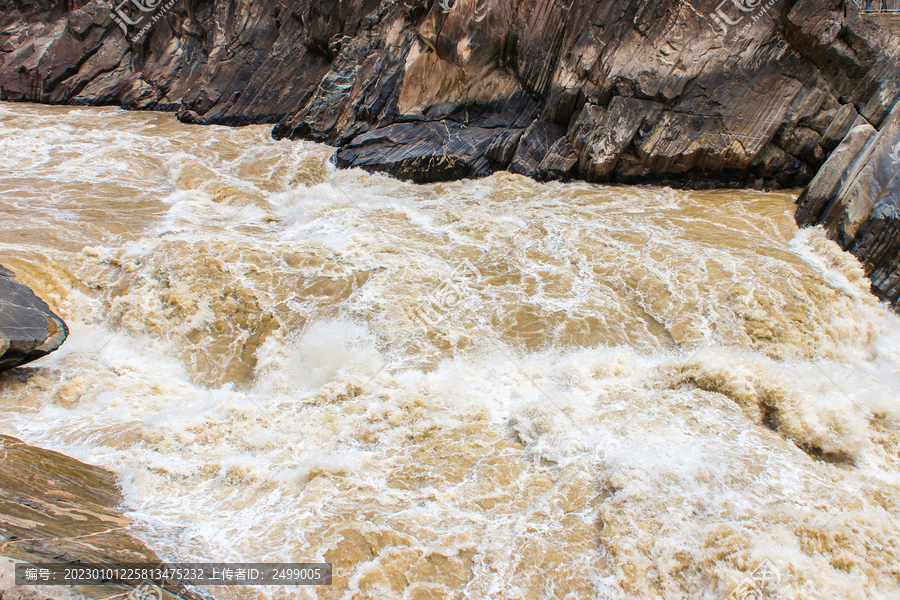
[0,435,202,600]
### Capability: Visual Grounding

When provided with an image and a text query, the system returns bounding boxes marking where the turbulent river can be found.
[1,102,899,599]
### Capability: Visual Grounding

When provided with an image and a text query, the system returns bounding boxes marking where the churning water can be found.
[0,102,898,599]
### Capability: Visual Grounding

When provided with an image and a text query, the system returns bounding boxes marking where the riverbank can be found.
[0,435,201,600]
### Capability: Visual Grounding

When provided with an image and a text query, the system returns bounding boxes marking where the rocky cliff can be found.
[0,266,67,372]
[0,0,897,307]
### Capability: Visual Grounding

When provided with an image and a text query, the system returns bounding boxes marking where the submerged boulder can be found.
[0,265,68,372]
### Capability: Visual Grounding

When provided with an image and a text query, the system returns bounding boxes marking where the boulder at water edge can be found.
[796,102,900,309]
[0,265,68,372]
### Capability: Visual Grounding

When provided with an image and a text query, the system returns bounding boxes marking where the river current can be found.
[0,102,898,599]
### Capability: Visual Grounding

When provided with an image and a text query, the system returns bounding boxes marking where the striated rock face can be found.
[796,102,900,308]
[2,0,892,187]
[0,266,68,372]
[0,435,202,600]
[0,0,897,306]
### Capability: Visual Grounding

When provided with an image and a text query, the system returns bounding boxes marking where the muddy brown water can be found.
[1,102,899,599]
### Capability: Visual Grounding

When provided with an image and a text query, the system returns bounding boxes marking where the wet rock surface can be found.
[0,434,202,600]
[0,266,67,372]
[796,102,900,309]
[0,0,897,306]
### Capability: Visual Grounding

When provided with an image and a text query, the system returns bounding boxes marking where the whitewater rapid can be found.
[0,102,898,599]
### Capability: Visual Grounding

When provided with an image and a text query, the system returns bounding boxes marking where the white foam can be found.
[2,102,900,599]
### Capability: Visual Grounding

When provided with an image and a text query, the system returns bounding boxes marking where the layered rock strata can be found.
[0,435,202,600]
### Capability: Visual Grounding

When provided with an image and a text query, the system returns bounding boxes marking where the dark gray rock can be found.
[796,102,900,309]
[0,265,68,372]
[334,121,501,181]
[537,136,578,180]
[509,121,566,179]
